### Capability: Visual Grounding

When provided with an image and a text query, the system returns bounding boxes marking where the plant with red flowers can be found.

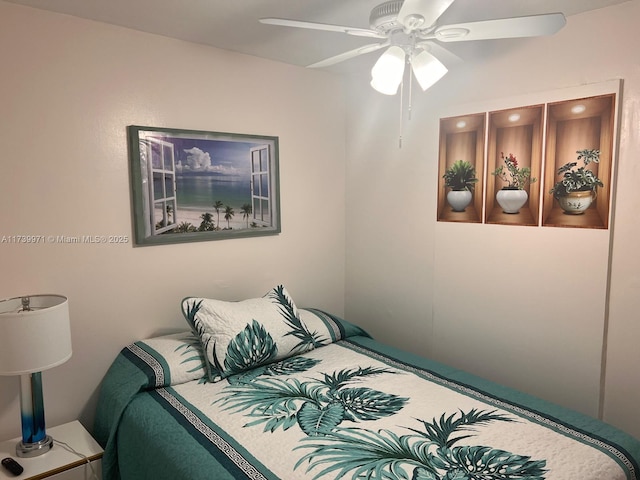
[492,152,536,190]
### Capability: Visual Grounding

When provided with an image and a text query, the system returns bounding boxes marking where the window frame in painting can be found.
[128,125,281,246]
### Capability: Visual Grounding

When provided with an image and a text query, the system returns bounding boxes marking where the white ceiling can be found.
[4,0,631,74]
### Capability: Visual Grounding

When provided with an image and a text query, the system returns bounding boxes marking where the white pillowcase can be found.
[181,285,316,382]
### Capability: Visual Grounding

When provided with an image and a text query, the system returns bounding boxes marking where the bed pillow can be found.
[182,285,319,382]
[298,308,371,342]
[124,331,208,388]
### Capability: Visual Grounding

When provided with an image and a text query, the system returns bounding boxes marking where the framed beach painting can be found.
[128,125,280,246]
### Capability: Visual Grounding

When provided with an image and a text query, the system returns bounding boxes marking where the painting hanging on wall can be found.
[128,125,280,246]
[436,80,619,229]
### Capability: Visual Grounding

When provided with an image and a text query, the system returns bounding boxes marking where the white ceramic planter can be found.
[496,189,528,214]
[446,190,472,212]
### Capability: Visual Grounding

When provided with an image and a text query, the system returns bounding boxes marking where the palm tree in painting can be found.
[176,221,196,233]
[224,206,235,229]
[199,212,215,231]
[213,200,224,230]
[241,203,252,228]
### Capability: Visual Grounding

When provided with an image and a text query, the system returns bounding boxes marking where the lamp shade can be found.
[0,294,72,375]
[411,50,448,91]
[370,46,406,95]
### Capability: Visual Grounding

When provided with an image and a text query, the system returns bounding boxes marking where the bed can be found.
[94,287,640,480]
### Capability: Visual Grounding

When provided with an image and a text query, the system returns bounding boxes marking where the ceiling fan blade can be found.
[398,0,455,31]
[434,13,566,42]
[259,18,386,38]
[307,41,389,68]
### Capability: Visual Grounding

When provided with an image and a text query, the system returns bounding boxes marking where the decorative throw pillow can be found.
[181,285,320,382]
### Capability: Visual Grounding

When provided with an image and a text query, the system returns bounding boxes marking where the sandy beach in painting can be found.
[174,207,250,231]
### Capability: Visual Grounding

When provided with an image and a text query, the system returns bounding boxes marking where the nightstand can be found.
[0,421,102,480]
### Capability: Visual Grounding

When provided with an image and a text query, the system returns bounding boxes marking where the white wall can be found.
[2,0,638,445]
[0,2,346,440]
[345,1,640,439]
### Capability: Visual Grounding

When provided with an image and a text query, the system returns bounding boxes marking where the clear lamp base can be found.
[17,434,54,458]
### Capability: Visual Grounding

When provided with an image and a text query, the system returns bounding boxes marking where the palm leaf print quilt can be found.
[95,309,640,480]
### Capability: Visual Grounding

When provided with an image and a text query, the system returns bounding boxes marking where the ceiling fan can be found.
[260,0,566,95]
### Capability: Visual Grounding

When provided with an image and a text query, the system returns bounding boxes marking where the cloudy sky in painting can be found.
[147,134,260,178]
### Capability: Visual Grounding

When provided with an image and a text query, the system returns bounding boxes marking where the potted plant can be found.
[491,152,536,214]
[442,160,478,212]
[549,149,603,215]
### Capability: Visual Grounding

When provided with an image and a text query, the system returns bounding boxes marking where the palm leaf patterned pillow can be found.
[182,285,321,382]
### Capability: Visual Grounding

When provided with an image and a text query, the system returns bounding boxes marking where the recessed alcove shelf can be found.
[437,86,618,229]
[486,105,544,226]
[437,113,485,223]
[542,94,615,229]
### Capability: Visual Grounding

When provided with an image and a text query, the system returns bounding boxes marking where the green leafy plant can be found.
[443,160,478,192]
[549,149,603,198]
[492,152,536,190]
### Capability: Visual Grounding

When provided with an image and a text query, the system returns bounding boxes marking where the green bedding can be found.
[94,309,640,480]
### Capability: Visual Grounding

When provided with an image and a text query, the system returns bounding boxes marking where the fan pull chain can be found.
[398,79,404,149]
[408,59,414,122]
[398,56,415,149]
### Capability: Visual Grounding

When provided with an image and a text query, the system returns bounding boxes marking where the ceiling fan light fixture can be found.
[370,45,406,95]
[411,50,448,91]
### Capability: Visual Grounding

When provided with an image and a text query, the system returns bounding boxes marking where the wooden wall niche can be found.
[486,105,543,226]
[542,94,615,229]
[437,113,485,223]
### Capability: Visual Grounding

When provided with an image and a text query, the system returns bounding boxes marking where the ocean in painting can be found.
[176,174,251,211]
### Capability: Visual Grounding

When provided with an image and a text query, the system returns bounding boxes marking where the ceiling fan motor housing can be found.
[369,0,404,33]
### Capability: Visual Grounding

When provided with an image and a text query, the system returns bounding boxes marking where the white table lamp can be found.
[0,294,72,457]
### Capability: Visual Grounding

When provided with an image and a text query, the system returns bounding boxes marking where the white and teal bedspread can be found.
[94,309,640,480]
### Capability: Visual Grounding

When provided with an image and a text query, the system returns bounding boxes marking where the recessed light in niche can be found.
[508,113,521,122]
[571,104,586,114]
[456,120,467,128]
